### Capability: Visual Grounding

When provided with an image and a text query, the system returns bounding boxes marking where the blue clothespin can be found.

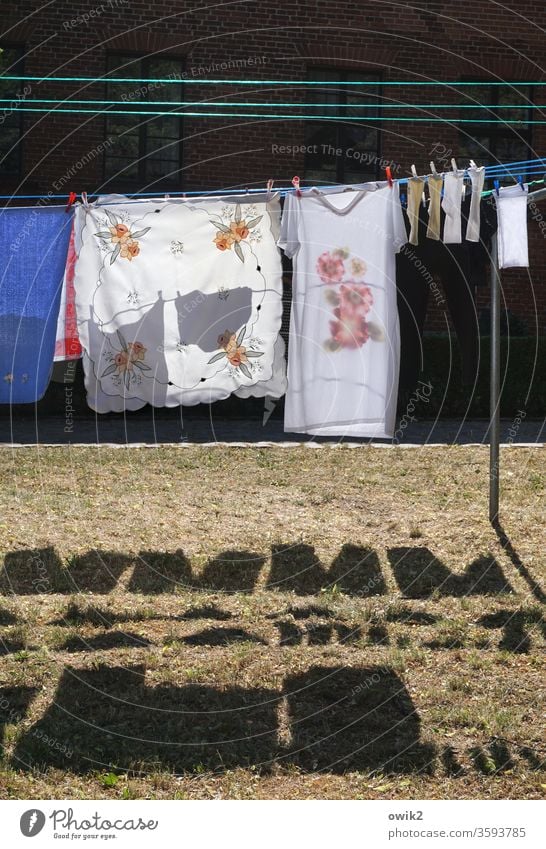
[494,179,500,197]
[400,192,407,208]
[517,174,525,191]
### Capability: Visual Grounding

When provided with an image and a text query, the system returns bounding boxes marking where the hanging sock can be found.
[442,170,464,243]
[0,207,72,404]
[426,174,443,240]
[466,166,485,242]
[407,178,424,245]
[494,184,529,268]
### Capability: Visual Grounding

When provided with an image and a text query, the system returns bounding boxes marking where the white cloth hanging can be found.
[442,170,465,243]
[466,166,485,242]
[278,182,406,438]
[494,184,529,268]
[73,194,286,412]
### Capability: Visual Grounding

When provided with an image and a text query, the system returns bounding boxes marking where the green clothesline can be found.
[2,75,546,85]
[5,106,545,123]
[0,98,542,109]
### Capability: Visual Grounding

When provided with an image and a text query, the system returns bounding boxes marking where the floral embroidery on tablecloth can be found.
[100,330,152,390]
[170,240,184,255]
[209,203,263,262]
[207,325,264,379]
[94,209,151,265]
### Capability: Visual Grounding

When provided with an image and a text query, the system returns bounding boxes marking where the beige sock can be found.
[426,174,443,241]
[407,178,424,245]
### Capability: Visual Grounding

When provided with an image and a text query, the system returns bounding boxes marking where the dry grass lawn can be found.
[0,444,544,799]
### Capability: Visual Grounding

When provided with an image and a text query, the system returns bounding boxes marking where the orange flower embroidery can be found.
[109,223,130,244]
[213,232,235,251]
[224,334,248,367]
[230,220,250,242]
[120,240,140,260]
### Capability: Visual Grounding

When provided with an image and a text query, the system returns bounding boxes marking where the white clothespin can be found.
[411,164,419,179]
[451,158,459,174]
[430,161,439,177]
[469,159,478,170]
[266,178,274,201]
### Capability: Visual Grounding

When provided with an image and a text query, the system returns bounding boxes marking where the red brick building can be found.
[1,1,545,337]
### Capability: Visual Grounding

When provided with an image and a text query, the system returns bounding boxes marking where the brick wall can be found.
[1,0,545,333]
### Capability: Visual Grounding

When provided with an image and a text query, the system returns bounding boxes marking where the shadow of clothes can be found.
[478,610,533,653]
[64,551,135,594]
[58,631,154,653]
[327,545,387,596]
[283,665,435,774]
[0,548,67,595]
[0,686,39,746]
[180,627,266,647]
[128,550,192,594]
[388,547,513,598]
[198,550,266,593]
[0,606,19,625]
[267,543,386,597]
[174,287,253,353]
[267,544,325,595]
[13,665,279,774]
[52,602,233,628]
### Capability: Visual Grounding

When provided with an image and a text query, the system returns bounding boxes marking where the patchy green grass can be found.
[0,445,544,799]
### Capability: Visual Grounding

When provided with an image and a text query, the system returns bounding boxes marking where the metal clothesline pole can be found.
[489,185,546,525]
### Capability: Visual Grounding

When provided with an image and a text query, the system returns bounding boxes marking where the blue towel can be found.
[0,207,72,404]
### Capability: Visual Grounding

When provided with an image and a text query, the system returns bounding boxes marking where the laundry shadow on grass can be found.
[478,608,545,653]
[388,547,513,598]
[52,602,233,628]
[267,543,386,596]
[13,664,434,775]
[0,686,39,746]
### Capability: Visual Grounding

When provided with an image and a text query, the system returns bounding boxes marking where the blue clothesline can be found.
[0,158,544,202]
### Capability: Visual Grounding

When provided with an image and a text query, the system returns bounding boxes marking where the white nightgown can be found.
[278,182,407,438]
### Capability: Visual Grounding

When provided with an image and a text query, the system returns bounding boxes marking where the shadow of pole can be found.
[493,519,546,604]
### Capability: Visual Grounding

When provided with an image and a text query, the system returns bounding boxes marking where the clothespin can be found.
[400,192,407,208]
[292,175,302,197]
[469,159,478,169]
[385,166,393,188]
[451,158,459,174]
[494,179,500,197]
[65,191,77,213]
[80,191,90,209]
[517,174,525,191]
[266,178,274,201]
[410,164,419,179]
[430,161,438,177]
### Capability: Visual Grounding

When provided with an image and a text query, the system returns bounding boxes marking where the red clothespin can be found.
[292,175,302,197]
[65,191,77,213]
[385,166,393,188]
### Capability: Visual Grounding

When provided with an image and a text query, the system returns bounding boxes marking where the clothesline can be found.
[2,99,545,108]
[0,157,543,205]
[6,106,545,123]
[3,75,546,85]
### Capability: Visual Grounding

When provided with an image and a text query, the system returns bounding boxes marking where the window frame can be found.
[457,79,535,173]
[103,51,185,191]
[304,67,382,184]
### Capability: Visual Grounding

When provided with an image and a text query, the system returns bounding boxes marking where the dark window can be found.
[104,54,183,188]
[304,69,381,185]
[457,82,534,176]
[0,46,25,176]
